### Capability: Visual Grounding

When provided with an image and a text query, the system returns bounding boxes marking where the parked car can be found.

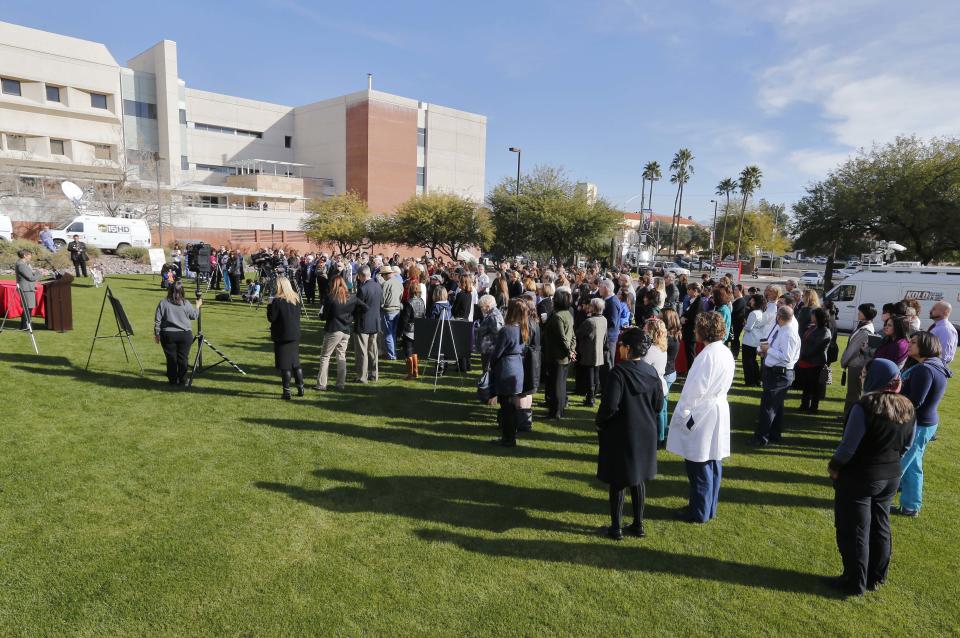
[689,258,716,271]
[652,260,690,277]
[830,269,847,281]
[839,266,860,278]
[799,271,824,286]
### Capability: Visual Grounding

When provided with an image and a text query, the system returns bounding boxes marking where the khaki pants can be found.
[317,331,350,389]
[354,332,379,382]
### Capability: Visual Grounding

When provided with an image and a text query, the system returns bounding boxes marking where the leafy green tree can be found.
[488,166,623,264]
[734,165,762,260]
[715,177,737,259]
[641,160,662,212]
[669,149,694,255]
[301,191,374,255]
[382,192,493,262]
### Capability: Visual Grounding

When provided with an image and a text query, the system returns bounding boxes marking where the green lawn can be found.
[1,275,957,637]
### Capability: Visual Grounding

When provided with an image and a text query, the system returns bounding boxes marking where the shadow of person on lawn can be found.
[414,528,830,596]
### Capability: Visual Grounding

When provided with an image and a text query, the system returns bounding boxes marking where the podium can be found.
[42,273,74,332]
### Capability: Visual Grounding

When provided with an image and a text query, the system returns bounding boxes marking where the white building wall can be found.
[184,88,294,183]
[0,21,122,178]
[423,103,486,203]
[292,97,347,192]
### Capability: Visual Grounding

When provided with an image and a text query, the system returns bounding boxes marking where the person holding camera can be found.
[267,277,304,399]
[154,280,201,386]
[68,234,89,278]
[14,249,38,331]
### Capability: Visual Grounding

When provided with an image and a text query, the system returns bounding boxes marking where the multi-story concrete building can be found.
[0,20,486,248]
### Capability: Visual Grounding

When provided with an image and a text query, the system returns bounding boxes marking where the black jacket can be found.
[523,317,541,394]
[451,289,473,320]
[355,279,382,334]
[596,359,663,486]
[681,295,702,341]
[68,241,88,263]
[267,298,301,342]
[323,296,364,334]
[799,325,832,366]
[731,296,747,330]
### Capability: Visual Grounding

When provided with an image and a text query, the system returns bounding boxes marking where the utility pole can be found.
[710,199,718,263]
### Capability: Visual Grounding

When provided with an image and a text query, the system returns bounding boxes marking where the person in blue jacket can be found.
[893,331,951,517]
[488,299,527,447]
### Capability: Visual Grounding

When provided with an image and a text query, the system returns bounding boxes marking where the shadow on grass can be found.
[415,528,832,596]
[547,470,832,508]
[245,417,595,463]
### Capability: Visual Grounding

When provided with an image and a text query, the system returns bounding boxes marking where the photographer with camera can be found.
[154,280,202,386]
[227,250,244,297]
[267,277,304,399]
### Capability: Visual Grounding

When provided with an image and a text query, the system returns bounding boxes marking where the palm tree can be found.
[715,177,737,260]
[642,160,661,212]
[669,149,694,256]
[734,165,763,262]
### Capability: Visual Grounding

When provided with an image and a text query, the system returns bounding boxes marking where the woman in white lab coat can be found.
[666,311,736,524]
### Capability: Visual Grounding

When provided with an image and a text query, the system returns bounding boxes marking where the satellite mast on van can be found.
[861,240,906,268]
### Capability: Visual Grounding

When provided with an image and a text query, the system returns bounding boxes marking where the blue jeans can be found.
[659,371,677,442]
[899,424,938,511]
[685,459,722,522]
[382,311,400,360]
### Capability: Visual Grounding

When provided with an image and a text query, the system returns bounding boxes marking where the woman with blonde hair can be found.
[267,276,303,399]
[642,318,670,442]
[797,288,821,329]
[658,309,682,445]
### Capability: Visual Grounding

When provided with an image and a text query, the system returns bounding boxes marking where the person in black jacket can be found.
[353,266,382,383]
[826,358,915,596]
[796,308,832,413]
[680,282,702,369]
[267,277,303,399]
[451,274,476,372]
[518,295,541,431]
[67,234,89,277]
[316,276,366,390]
[489,298,528,447]
[596,328,664,541]
[730,284,747,358]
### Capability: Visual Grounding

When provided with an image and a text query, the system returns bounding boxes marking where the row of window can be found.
[2,133,112,159]
[1,77,109,109]
[195,163,238,175]
[193,122,263,139]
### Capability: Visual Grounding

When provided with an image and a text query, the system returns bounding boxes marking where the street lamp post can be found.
[508,147,521,261]
[710,199,718,263]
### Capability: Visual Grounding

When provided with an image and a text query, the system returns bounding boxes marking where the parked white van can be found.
[824,266,960,332]
[49,215,151,252]
[0,214,12,241]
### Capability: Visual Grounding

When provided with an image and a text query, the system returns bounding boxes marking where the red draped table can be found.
[0,280,45,318]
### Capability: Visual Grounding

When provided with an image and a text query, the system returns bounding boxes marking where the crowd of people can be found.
[151,249,956,598]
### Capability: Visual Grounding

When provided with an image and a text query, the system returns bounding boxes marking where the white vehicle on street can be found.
[0,214,12,241]
[49,215,151,252]
[824,266,960,332]
[799,271,823,286]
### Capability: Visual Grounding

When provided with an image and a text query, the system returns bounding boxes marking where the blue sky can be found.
[5,0,959,222]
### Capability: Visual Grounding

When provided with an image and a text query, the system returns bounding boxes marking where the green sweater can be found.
[544,310,576,365]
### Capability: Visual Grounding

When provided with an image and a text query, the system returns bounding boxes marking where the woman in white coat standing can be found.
[667,311,736,524]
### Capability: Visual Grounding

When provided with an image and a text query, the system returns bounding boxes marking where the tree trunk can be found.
[673,182,686,257]
[649,179,655,213]
[639,178,647,212]
[824,242,837,292]
[718,193,731,260]
[734,195,749,264]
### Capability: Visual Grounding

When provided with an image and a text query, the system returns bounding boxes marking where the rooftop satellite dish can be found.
[61,181,84,203]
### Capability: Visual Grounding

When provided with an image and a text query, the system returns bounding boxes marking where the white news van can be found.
[824,266,960,332]
[49,215,151,252]
[0,214,12,241]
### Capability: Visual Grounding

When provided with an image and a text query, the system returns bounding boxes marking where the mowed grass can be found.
[0,275,958,637]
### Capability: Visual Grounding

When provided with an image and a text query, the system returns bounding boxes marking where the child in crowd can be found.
[91,262,104,288]
[243,279,261,303]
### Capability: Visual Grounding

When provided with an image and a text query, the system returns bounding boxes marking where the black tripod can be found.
[187,281,246,387]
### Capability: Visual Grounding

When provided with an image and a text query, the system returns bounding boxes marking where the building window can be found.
[46,85,61,103]
[417,127,426,147]
[416,166,425,188]
[196,163,237,175]
[179,109,187,125]
[50,139,66,156]
[6,134,27,152]
[94,144,112,160]
[90,93,108,109]
[123,99,157,119]
[193,122,263,138]
[1,78,21,96]
[237,129,262,139]
[181,155,189,170]
[285,135,292,149]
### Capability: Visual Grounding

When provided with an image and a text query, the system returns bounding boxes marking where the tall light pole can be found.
[508,147,521,260]
[710,199,718,263]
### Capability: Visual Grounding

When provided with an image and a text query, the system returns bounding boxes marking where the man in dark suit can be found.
[67,234,89,277]
[14,249,38,330]
[598,279,623,394]
[353,265,382,383]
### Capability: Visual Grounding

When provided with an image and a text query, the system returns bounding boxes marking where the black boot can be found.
[294,368,305,396]
[516,408,533,433]
[281,370,292,400]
